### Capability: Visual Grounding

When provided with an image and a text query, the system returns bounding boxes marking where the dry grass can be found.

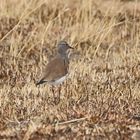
[0,0,140,139]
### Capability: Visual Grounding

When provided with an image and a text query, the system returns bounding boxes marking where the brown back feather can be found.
[42,55,69,82]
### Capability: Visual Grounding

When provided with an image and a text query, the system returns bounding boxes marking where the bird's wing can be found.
[42,56,68,82]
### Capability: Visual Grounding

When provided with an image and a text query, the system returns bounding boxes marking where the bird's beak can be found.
[69,46,74,49]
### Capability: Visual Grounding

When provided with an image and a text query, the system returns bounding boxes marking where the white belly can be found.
[49,75,67,85]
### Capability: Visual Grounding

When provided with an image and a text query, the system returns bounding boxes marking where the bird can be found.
[36,41,73,86]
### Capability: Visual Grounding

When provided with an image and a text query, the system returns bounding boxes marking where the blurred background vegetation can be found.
[0,0,140,139]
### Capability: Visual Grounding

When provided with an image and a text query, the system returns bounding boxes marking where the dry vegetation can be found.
[0,0,140,139]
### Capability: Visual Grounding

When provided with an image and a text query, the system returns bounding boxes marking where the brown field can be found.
[0,0,140,139]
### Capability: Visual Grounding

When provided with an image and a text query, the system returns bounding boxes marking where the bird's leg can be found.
[52,85,55,99]
[65,80,68,98]
[58,85,61,102]
[51,85,59,104]
[53,85,61,105]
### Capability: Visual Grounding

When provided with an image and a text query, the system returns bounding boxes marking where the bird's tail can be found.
[36,79,46,86]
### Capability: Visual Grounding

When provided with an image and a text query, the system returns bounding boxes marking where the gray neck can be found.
[58,52,69,61]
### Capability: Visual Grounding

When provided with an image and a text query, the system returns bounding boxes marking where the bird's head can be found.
[57,41,73,55]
